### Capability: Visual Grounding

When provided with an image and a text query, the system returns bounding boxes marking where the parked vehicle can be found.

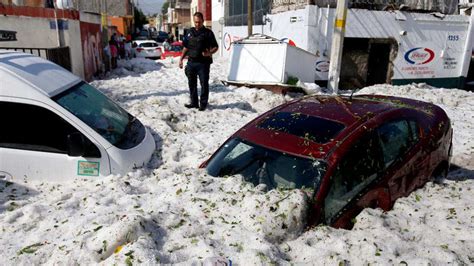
[162,41,183,58]
[156,31,169,43]
[0,51,156,181]
[203,95,452,229]
[132,40,162,59]
[148,26,158,40]
[135,29,150,40]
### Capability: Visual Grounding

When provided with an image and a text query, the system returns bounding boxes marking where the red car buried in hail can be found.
[162,41,183,58]
[203,95,452,229]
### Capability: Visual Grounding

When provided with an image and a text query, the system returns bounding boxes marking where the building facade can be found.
[70,0,134,36]
[190,0,212,26]
[166,0,191,40]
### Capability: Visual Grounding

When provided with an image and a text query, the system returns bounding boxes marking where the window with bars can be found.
[225,0,270,26]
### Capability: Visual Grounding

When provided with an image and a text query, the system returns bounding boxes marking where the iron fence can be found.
[0,46,71,71]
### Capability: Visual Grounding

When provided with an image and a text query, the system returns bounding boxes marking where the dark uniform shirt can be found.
[183,26,218,64]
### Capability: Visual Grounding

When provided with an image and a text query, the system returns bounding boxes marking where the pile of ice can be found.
[0,58,473,265]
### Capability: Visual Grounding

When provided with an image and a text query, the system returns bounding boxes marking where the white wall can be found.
[285,45,319,83]
[191,0,198,24]
[343,9,469,80]
[266,7,310,52]
[228,43,286,83]
[0,16,62,47]
[222,6,471,81]
[211,0,225,56]
[211,0,224,22]
[221,6,313,58]
[64,20,85,80]
[0,15,85,79]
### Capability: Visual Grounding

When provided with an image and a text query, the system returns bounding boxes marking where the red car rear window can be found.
[258,112,345,143]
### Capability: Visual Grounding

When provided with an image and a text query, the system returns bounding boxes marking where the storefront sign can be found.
[404,47,435,65]
[315,60,330,72]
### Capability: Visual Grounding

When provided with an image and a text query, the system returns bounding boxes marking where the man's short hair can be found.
[193,12,204,21]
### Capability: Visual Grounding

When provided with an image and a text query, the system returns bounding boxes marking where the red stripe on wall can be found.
[0,5,79,20]
[205,0,211,21]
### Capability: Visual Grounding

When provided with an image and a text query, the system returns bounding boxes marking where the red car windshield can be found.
[170,45,182,51]
[206,138,327,192]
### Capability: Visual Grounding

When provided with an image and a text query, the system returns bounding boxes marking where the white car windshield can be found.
[53,82,145,149]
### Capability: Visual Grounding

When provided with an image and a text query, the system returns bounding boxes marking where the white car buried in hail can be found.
[0,50,156,181]
[132,40,163,59]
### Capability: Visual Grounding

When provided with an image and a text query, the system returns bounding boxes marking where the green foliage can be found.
[161,2,170,15]
[134,8,148,30]
[375,249,381,256]
[17,243,44,255]
[125,250,135,266]
[170,219,186,229]
[415,194,421,202]
[286,76,299,86]
[93,225,103,232]
[229,242,244,252]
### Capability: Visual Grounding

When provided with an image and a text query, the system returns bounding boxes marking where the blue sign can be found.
[50,19,69,30]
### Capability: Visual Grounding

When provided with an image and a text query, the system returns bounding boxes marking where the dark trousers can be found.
[185,61,210,107]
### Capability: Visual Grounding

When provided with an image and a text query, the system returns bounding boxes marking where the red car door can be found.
[322,128,385,228]
[321,116,424,229]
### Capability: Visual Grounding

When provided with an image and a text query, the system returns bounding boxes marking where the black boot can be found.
[185,103,199,109]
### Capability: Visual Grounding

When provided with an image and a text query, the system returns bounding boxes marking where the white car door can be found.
[0,100,111,182]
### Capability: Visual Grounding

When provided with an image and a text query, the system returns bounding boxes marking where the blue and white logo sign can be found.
[315,60,330,72]
[404,47,435,65]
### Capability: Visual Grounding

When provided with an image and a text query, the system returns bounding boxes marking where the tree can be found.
[161,1,169,15]
[134,7,148,30]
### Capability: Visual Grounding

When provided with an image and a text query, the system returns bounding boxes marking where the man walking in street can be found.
[179,12,218,111]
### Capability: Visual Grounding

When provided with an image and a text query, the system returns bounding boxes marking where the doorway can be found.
[340,38,397,89]
[367,42,392,86]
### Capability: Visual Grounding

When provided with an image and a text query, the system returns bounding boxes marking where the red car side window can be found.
[324,132,383,224]
[409,120,420,143]
[377,120,420,168]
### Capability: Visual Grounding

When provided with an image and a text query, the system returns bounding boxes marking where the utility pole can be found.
[461,10,474,85]
[327,0,349,94]
[53,1,61,47]
[247,0,253,36]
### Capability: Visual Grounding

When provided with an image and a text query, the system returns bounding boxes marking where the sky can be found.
[1,57,473,264]
[135,0,165,16]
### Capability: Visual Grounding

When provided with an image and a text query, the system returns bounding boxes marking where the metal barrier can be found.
[0,46,71,71]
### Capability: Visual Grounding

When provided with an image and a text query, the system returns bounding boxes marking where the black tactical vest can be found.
[187,28,206,59]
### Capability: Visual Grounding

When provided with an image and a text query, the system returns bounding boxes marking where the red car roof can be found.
[235,94,438,160]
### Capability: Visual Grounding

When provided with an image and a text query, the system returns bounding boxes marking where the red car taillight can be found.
[136,48,144,52]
